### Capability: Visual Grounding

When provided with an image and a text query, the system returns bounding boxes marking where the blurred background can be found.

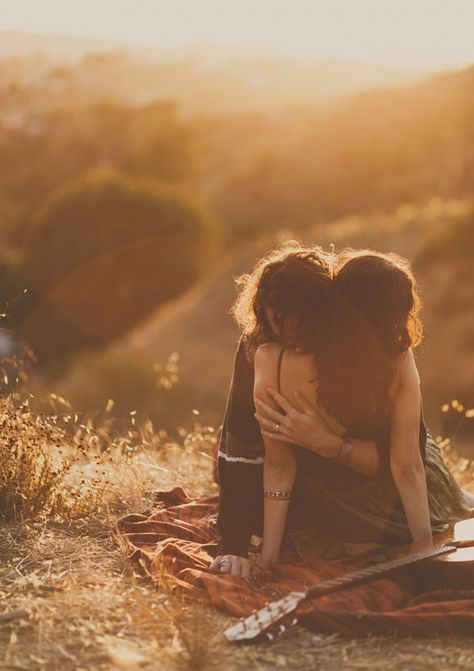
[0,0,473,450]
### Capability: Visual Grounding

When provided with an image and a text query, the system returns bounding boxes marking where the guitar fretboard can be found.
[304,543,456,600]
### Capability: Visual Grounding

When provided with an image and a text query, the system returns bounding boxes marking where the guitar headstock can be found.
[223,591,306,643]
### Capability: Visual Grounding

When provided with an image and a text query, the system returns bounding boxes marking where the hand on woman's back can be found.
[253,343,346,455]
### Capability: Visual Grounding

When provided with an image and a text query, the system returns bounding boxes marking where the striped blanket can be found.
[116,487,474,637]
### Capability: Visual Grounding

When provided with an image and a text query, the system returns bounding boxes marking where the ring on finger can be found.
[274,423,280,433]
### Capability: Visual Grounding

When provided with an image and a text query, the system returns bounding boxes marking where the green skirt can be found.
[286,436,471,562]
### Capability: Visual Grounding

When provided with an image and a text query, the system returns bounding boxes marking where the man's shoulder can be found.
[235,334,255,369]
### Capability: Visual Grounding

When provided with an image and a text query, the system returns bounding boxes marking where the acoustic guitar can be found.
[223,517,474,643]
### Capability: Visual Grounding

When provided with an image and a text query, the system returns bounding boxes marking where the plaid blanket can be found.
[116,487,474,637]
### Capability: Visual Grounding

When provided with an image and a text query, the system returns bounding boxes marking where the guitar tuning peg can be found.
[267,633,274,641]
[278,625,286,635]
[291,618,298,626]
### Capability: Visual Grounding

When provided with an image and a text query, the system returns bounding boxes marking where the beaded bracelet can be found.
[264,489,291,500]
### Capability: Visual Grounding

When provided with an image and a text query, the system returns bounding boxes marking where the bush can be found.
[417,203,474,264]
[21,169,217,368]
[54,348,161,418]
[0,397,72,520]
[0,250,31,347]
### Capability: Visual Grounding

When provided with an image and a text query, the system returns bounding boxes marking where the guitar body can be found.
[393,517,474,592]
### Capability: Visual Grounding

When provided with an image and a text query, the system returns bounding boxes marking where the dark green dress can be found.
[286,437,470,562]
[279,353,471,562]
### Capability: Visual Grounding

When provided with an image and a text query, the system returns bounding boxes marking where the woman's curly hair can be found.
[232,241,333,355]
[334,249,423,354]
[315,249,423,423]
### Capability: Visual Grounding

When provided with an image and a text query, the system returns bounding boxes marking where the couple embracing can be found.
[210,242,472,578]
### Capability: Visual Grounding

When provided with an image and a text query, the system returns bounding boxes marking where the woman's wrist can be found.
[330,437,354,461]
[257,553,278,569]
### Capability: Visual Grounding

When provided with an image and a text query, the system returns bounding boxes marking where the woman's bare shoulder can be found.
[395,349,420,388]
[281,347,315,372]
[254,343,313,370]
[255,345,315,395]
[254,341,282,365]
[253,343,283,399]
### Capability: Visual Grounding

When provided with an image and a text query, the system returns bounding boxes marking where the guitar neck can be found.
[223,542,457,643]
[304,542,456,601]
[225,519,474,643]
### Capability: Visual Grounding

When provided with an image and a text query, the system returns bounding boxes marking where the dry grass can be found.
[3,521,474,671]
[1,386,474,670]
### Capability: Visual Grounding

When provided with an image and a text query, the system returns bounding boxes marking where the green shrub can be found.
[21,169,217,368]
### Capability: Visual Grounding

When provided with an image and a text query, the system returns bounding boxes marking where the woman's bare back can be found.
[254,342,346,438]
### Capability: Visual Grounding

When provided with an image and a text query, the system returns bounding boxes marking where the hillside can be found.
[0,30,426,115]
[198,64,474,237]
[51,237,275,428]
[0,29,124,60]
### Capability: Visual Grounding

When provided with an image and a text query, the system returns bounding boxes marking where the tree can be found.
[21,169,217,370]
[0,101,196,245]
[127,101,195,182]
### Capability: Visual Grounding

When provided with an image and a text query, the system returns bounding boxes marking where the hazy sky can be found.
[1,0,474,71]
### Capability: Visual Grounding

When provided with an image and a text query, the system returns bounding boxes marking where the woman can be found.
[211,246,471,577]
